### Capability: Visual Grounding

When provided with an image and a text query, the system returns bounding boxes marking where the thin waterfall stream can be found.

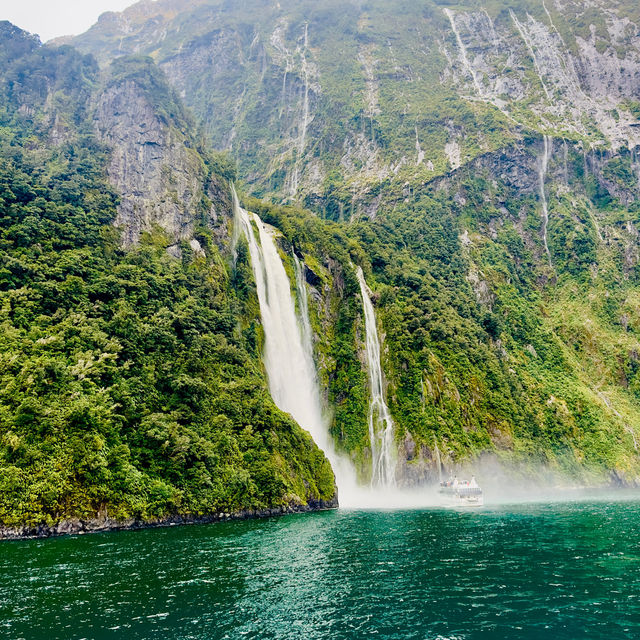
[538,134,553,266]
[356,267,396,488]
[444,8,483,96]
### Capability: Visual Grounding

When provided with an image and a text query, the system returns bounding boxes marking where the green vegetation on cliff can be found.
[239,138,640,485]
[0,28,334,529]
[3,0,640,533]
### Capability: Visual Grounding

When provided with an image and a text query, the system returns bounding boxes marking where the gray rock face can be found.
[444,3,640,151]
[158,18,319,200]
[70,0,640,209]
[94,79,218,247]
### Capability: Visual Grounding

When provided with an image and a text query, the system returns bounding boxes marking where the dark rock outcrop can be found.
[94,76,222,248]
[0,496,338,541]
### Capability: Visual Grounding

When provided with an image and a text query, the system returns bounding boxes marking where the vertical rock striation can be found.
[94,72,221,249]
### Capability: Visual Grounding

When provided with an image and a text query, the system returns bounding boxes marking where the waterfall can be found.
[434,437,443,484]
[537,135,553,266]
[230,184,242,264]
[444,8,482,96]
[415,126,425,166]
[299,22,311,160]
[510,10,552,102]
[232,191,359,504]
[293,255,314,352]
[356,267,396,488]
[288,22,311,198]
[233,190,454,507]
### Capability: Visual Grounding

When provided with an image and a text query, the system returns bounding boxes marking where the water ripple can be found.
[2,497,640,638]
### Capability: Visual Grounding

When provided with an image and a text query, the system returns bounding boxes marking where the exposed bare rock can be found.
[468,268,495,309]
[443,4,640,151]
[66,0,640,209]
[94,79,218,247]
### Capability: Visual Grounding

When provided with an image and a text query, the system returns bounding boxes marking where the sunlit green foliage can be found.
[0,31,334,529]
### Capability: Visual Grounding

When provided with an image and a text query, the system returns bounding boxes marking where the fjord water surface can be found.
[2,495,640,639]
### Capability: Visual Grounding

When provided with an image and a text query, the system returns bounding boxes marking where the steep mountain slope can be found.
[245,135,640,487]
[4,0,640,536]
[68,0,640,213]
[0,24,335,534]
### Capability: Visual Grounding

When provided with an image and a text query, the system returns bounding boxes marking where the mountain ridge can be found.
[67,0,640,213]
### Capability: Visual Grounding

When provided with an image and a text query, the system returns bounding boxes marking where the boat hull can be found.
[439,494,484,508]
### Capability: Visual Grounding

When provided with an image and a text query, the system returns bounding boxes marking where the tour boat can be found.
[439,476,484,507]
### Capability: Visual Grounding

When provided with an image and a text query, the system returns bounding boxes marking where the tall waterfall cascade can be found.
[356,267,397,488]
[230,186,242,264]
[231,187,359,505]
[232,187,434,507]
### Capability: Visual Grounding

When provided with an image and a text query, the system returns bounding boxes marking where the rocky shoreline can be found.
[0,496,338,541]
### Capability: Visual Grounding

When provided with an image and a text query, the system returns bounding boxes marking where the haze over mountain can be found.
[3,0,137,43]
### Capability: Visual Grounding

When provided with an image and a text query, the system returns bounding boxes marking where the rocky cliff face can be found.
[94,71,226,251]
[0,25,338,531]
[443,4,640,151]
[69,0,640,214]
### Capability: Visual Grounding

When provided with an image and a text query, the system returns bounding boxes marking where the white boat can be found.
[439,476,484,507]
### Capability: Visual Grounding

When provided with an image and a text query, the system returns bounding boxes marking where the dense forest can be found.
[0,24,334,529]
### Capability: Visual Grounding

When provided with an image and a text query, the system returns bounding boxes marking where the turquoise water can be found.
[2,496,640,639]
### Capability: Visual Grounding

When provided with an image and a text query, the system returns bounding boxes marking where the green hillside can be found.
[3,0,640,533]
[0,25,334,530]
